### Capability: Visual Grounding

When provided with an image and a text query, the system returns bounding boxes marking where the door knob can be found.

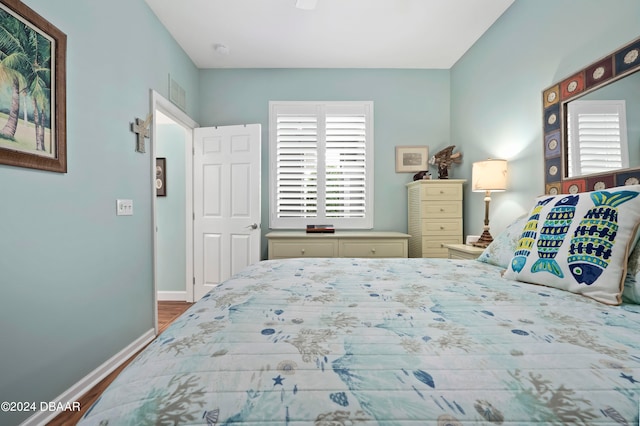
[246,223,258,230]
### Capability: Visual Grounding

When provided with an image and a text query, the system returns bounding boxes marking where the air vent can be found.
[169,75,186,111]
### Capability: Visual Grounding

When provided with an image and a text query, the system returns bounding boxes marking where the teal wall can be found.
[0,1,199,424]
[198,69,451,258]
[451,0,640,237]
[156,123,188,293]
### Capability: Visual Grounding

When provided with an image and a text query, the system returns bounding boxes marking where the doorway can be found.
[150,91,198,333]
[150,91,262,333]
[155,110,192,301]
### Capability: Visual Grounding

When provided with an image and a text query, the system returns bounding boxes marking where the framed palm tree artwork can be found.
[0,0,66,172]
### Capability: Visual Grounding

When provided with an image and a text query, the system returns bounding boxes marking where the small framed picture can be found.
[395,146,429,172]
[156,158,166,196]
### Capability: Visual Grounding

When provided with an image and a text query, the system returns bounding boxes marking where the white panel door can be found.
[193,124,261,300]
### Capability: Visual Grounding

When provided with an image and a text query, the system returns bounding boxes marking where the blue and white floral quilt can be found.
[80,258,640,425]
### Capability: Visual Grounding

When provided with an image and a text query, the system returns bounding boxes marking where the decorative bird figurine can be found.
[429,145,462,179]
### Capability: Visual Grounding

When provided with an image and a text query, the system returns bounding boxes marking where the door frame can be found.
[149,90,199,334]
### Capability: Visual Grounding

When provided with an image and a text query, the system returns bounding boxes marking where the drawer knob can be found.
[371,248,376,253]
[301,248,306,254]
[440,208,444,212]
[440,226,444,230]
[439,190,444,194]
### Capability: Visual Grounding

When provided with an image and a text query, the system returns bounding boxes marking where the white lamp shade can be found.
[472,159,507,192]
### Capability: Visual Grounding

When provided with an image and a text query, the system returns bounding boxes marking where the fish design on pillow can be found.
[567,190,639,285]
[511,197,553,273]
[530,195,579,277]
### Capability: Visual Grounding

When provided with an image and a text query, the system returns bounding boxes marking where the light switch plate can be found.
[116,199,133,216]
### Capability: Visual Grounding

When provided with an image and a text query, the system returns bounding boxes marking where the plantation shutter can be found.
[275,113,318,219]
[325,111,367,218]
[270,102,373,229]
[567,100,628,177]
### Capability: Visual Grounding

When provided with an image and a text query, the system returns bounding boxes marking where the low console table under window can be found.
[266,231,410,260]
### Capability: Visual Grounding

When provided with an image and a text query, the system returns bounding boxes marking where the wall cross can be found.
[131,113,152,153]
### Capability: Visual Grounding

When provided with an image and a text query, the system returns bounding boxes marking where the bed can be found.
[79,186,640,425]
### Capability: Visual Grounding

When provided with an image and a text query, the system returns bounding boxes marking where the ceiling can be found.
[144,0,514,69]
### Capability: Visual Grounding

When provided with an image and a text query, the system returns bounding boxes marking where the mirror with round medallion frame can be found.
[542,36,640,195]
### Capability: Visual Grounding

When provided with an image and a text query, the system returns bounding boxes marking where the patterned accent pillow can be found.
[622,237,640,303]
[503,185,640,305]
[476,215,527,268]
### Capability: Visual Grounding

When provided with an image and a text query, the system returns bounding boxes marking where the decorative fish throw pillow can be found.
[504,185,640,305]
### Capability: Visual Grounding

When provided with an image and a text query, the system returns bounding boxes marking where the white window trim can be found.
[269,101,374,229]
[567,99,629,177]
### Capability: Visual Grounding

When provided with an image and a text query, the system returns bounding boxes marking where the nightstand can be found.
[442,243,485,260]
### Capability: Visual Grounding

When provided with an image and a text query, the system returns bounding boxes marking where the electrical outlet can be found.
[116,199,133,216]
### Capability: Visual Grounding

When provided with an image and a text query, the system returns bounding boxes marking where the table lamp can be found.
[471,159,507,248]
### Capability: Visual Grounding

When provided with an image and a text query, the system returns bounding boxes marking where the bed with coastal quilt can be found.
[80,185,640,425]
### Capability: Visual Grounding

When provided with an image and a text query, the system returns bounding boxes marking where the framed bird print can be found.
[395,146,429,173]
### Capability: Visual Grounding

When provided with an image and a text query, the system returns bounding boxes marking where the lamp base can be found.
[471,230,494,248]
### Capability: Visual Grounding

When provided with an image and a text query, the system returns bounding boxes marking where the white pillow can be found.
[504,185,640,305]
[476,215,527,268]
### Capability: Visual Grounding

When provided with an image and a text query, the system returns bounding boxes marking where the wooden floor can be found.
[47,301,193,426]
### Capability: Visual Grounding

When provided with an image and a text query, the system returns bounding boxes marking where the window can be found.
[566,100,629,177]
[269,101,374,229]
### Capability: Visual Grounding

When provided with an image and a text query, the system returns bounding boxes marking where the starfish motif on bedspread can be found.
[273,375,285,386]
[620,373,638,383]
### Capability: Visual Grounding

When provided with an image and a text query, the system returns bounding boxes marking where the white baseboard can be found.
[21,328,156,426]
[157,290,187,301]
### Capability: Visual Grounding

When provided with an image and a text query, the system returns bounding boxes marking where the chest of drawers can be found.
[407,179,466,258]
